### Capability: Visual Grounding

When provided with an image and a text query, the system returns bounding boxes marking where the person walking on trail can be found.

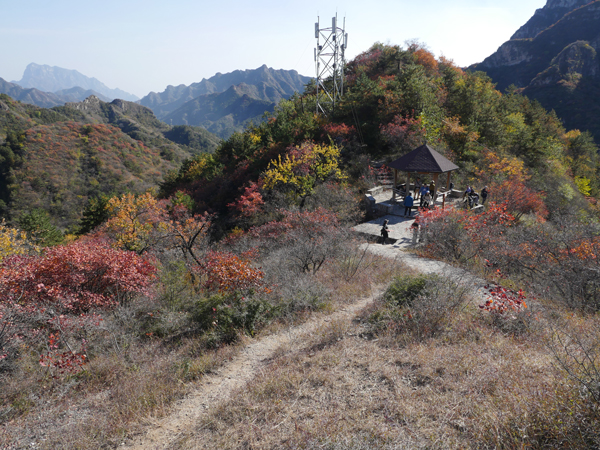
[419,185,428,207]
[429,181,436,204]
[404,192,414,217]
[414,177,422,199]
[481,186,489,205]
[380,219,390,245]
[411,215,420,244]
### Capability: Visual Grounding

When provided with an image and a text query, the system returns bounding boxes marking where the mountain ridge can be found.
[470,0,600,141]
[0,93,220,229]
[12,63,139,102]
[139,65,311,138]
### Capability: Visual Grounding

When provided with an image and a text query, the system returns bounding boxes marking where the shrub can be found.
[383,274,429,306]
[369,274,470,343]
[0,239,156,374]
[191,293,272,346]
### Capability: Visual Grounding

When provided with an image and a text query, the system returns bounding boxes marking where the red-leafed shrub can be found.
[479,284,527,314]
[0,239,156,374]
[322,123,356,144]
[490,180,548,221]
[227,182,265,218]
[0,239,156,312]
[196,250,269,295]
[380,114,427,154]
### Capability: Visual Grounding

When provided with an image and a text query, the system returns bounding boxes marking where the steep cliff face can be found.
[472,0,600,90]
[511,0,591,39]
[471,0,600,141]
[476,41,532,69]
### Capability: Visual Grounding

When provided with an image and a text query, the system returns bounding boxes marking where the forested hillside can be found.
[0,94,220,229]
[1,42,600,449]
[163,42,599,228]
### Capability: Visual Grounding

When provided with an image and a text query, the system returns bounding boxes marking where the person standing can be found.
[481,186,489,205]
[380,219,390,244]
[429,181,436,204]
[414,177,422,199]
[423,190,432,209]
[419,185,428,208]
[404,192,414,217]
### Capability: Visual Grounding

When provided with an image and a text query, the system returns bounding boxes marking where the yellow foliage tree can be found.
[262,141,346,200]
[475,148,530,185]
[105,192,169,254]
[0,220,32,263]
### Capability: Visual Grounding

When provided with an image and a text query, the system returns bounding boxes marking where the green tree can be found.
[77,194,111,235]
[18,209,63,247]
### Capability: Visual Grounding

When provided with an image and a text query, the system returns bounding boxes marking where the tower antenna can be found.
[314,14,347,116]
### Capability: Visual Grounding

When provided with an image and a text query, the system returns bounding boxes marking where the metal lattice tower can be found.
[314,15,347,116]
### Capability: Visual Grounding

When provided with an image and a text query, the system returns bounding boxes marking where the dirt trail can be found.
[124,284,384,450]
[124,224,490,449]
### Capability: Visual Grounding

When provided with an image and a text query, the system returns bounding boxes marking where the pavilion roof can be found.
[387,144,459,173]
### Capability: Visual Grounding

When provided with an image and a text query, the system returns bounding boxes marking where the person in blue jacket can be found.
[404,192,414,217]
[419,185,429,208]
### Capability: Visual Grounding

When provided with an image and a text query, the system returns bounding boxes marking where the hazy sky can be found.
[1,0,546,98]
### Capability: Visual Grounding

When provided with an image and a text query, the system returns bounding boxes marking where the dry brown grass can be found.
[169,295,599,450]
[0,335,239,449]
[3,247,598,449]
[0,248,402,449]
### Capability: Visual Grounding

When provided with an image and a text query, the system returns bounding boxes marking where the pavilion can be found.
[387,144,459,201]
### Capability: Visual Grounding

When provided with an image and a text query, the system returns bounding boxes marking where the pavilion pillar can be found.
[406,172,410,197]
[393,169,398,200]
[446,171,451,190]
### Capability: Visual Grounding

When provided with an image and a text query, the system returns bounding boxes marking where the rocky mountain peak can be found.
[12,63,139,102]
[65,95,102,112]
[511,0,593,39]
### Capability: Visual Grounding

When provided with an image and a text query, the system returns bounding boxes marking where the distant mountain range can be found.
[0,76,112,108]
[471,0,600,141]
[12,63,138,101]
[139,65,312,138]
[1,64,311,139]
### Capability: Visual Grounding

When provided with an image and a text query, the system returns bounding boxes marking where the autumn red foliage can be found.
[227,182,265,218]
[480,284,527,314]
[196,250,268,294]
[490,180,548,220]
[0,239,156,374]
[380,114,427,153]
[0,239,156,312]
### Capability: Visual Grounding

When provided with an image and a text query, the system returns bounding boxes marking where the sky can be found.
[1,0,546,98]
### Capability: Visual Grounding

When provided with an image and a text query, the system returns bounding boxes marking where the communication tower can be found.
[314,15,347,115]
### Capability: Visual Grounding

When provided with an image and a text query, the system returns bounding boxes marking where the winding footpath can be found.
[124,216,490,449]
